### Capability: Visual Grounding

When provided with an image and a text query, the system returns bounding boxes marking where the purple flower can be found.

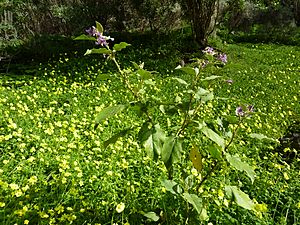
[203,47,215,55]
[218,53,227,64]
[86,26,97,36]
[247,105,254,113]
[225,79,233,84]
[202,60,209,68]
[96,35,108,46]
[236,106,245,117]
[235,105,254,117]
[86,25,114,47]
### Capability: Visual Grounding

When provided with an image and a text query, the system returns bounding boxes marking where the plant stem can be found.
[112,57,139,99]
[112,57,154,123]
[197,118,243,188]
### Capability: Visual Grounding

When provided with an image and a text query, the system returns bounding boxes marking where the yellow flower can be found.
[28,176,38,185]
[283,172,289,180]
[116,202,125,213]
[15,190,23,197]
[0,202,5,207]
[24,220,29,224]
[9,183,19,190]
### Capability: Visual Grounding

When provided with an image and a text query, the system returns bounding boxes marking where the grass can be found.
[0,34,299,224]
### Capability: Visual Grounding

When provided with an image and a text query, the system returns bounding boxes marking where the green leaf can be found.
[199,208,209,221]
[113,42,131,51]
[74,34,96,41]
[152,125,167,156]
[132,61,141,69]
[138,122,152,143]
[182,193,203,214]
[144,134,155,159]
[172,77,188,85]
[249,133,276,142]
[226,153,255,183]
[161,179,177,195]
[201,75,221,81]
[96,21,104,34]
[176,66,196,76]
[84,48,112,55]
[201,92,214,103]
[96,74,112,81]
[201,126,225,149]
[225,115,239,124]
[139,124,166,159]
[225,186,255,210]
[172,139,182,164]
[136,69,152,79]
[195,88,210,100]
[189,146,202,172]
[207,145,222,160]
[104,128,132,148]
[94,104,126,128]
[161,136,176,164]
[143,212,160,221]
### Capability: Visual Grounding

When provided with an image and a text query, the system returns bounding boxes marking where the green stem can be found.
[112,57,153,123]
[197,118,243,188]
[176,71,202,137]
[112,57,139,99]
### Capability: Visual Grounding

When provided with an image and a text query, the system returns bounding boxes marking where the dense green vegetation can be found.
[0,30,299,224]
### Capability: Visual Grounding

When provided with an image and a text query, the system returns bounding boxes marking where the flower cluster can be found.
[203,47,228,64]
[86,26,114,47]
[236,105,254,117]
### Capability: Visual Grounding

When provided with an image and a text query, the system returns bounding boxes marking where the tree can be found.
[185,0,219,47]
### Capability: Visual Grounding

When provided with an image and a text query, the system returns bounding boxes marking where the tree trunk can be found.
[186,0,218,47]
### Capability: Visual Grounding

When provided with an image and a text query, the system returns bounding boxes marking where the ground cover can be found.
[0,39,299,224]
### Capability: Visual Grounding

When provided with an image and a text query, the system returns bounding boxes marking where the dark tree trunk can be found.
[186,0,217,47]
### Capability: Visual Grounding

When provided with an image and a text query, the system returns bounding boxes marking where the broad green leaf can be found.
[136,69,152,79]
[207,145,222,160]
[95,105,126,128]
[176,67,196,76]
[172,139,182,164]
[96,21,103,34]
[225,186,255,210]
[113,42,131,51]
[195,88,210,100]
[182,193,203,214]
[189,146,202,172]
[249,133,276,142]
[104,128,132,148]
[226,153,255,183]
[152,125,167,156]
[74,34,96,41]
[201,127,225,149]
[172,77,188,85]
[140,124,166,159]
[85,48,111,55]
[199,208,209,221]
[201,92,214,103]
[138,122,155,158]
[143,212,159,221]
[161,179,177,195]
[144,134,155,159]
[138,122,152,143]
[201,75,221,81]
[161,136,176,164]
